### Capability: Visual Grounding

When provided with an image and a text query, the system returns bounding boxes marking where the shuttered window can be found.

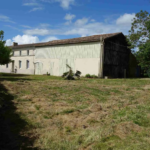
[19,61,22,68]
[26,60,29,69]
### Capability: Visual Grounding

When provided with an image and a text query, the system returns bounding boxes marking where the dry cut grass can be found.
[1,74,150,150]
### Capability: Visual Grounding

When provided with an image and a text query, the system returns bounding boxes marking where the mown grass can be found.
[0,73,150,149]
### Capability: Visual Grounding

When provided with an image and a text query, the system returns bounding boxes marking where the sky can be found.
[0,0,149,46]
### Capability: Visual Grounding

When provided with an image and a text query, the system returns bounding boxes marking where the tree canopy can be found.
[137,42,150,69]
[128,10,150,48]
[0,30,12,65]
[128,10,150,77]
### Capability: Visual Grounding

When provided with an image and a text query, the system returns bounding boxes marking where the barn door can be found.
[35,62,43,75]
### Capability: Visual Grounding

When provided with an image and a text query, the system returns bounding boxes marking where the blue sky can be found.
[0,0,149,46]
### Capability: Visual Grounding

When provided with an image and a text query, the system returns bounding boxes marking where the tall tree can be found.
[137,42,150,77]
[0,30,12,65]
[128,10,150,48]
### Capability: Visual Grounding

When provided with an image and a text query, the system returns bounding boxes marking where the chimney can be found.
[13,42,18,46]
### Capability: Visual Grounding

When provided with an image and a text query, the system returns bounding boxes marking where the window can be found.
[26,60,29,69]
[20,51,21,56]
[6,64,8,68]
[19,61,22,68]
[27,50,29,56]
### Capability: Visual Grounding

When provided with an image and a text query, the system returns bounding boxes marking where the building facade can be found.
[0,32,132,78]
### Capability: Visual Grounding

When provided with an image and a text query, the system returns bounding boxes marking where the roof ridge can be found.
[10,32,123,49]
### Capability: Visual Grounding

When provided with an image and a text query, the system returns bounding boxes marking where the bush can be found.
[85,74,98,78]
[147,69,150,78]
[91,75,98,78]
[85,74,91,78]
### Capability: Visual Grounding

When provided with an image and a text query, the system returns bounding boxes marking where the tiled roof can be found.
[10,32,122,49]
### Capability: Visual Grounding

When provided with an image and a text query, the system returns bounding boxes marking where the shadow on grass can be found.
[0,77,34,82]
[0,83,38,150]
[0,73,35,82]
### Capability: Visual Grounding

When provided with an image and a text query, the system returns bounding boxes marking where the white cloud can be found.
[6,39,13,46]
[6,35,40,46]
[64,13,76,25]
[24,28,50,35]
[91,19,95,22]
[0,14,15,23]
[23,13,134,37]
[42,36,59,42]
[41,0,75,9]
[29,7,43,12]
[39,23,50,28]
[74,18,89,26]
[65,13,76,21]
[21,25,31,28]
[116,13,135,26]
[57,0,75,9]
[23,3,39,6]
[5,25,20,31]
[6,35,58,46]
[23,1,44,12]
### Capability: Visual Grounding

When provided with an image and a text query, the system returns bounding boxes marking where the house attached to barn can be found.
[0,32,135,78]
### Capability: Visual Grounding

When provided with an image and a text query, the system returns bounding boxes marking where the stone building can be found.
[0,32,133,78]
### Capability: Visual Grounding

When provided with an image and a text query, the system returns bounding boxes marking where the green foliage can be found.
[65,126,72,133]
[91,75,98,78]
[62,71,73,77]
[62,64,75,80]
[0,30,12,65]
[85,74,91,78]
[125,35,135,50]
[128,10,150,48]
[61,109,75,114]
[136,42,150,76]
[127,10,150,75]
[85,74,98,78]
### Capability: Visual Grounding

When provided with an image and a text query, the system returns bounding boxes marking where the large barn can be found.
[0,32,134,78]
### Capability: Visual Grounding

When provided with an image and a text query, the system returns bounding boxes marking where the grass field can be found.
[0,73,150,150]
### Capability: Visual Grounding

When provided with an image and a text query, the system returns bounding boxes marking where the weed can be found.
[34,105,41,110]
[61,109,75,114]
[65,126,72,133]
[87,119,99,124]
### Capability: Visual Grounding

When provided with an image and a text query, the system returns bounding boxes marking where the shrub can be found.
[85,74,91,78]
[91,75,98,78]
[85,74,98,78]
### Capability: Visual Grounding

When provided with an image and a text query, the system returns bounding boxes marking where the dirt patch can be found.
[114,122,142,139]
[89,103,103,112]
[21,95,34,100]
[143,85,150,90]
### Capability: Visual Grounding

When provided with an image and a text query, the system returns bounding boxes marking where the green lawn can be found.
[0,73,150,150]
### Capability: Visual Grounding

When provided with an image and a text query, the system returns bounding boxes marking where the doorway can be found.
[35,62,43,75]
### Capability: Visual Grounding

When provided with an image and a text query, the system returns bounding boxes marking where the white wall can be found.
[0,48,35,74]
[35,42,101,76]
[75,58,100,76]
[0,42,101,76]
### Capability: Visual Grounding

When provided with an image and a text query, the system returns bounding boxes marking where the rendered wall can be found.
[0,48,35,74]
[35,42,101,76]
[0,42,101,76]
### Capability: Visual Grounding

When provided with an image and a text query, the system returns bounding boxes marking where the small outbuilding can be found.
[0,32,136,78]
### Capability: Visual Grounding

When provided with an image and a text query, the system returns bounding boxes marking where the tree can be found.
[128,10,150,48]
[0,30,12,65]
[137,42,150,77]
